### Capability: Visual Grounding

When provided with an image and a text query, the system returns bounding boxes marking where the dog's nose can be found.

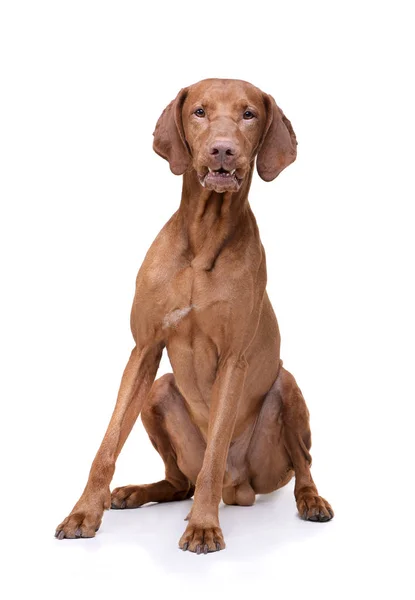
[209,140,236,162]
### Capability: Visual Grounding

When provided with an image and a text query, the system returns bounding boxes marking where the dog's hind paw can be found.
[297,489,334,522]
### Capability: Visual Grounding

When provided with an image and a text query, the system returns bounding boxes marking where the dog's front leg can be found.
[179,355,248,553]
[55,343,163,539]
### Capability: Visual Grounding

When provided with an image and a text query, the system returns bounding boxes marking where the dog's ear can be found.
[153,88,190,175]
[256,94,297,182]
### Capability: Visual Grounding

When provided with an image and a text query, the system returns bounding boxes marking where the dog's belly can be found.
[166,318,218,437]
[165,324,292,490]
[163,302,292,492]
[166,326,261,486]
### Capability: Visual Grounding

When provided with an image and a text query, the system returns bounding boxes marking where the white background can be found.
[1,1,414,598]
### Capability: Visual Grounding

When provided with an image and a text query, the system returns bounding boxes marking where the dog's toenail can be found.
[182,542,189,551]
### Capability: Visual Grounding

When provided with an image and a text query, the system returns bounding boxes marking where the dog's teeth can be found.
[208,167,212,173]
[231,169,236,175]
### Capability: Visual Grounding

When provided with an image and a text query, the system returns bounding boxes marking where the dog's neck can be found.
[178,166,255,271]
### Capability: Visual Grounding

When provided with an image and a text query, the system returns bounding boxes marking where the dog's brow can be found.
[187,98,214,112]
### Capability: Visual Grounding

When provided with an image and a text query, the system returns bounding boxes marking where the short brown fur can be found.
[55,79,333,553]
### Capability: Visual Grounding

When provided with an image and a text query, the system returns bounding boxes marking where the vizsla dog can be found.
[55,78,333,553]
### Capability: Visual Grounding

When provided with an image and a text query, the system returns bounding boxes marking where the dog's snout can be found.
[209,140,236,161]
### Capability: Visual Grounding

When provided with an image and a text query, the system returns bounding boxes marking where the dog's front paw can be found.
[55,511,102,539]
[179,521,225,553]
[55,490,110,540]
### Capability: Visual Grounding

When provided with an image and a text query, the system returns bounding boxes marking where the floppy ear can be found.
[153,88,190,175]
[256,94,297,182]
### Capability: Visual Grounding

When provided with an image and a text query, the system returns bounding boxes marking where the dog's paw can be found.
[55,490,110,540]
[297,489,334,522]
[111,485,147,509]
[55,510,103,539]
[179,522,225,553]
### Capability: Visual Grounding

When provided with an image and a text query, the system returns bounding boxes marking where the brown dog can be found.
[55,78,333,553]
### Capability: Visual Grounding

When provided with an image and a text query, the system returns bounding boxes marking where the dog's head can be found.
[153,78,297,193]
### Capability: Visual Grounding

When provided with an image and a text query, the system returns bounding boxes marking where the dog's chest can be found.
[160,260,243,338]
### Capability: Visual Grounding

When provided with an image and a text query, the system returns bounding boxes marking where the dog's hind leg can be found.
[111,374,205,509]
[276,365,334,522]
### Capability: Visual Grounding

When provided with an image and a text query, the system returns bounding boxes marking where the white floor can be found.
[9,475,411,600]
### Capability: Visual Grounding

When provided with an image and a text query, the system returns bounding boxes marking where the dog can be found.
[55,78,333,553]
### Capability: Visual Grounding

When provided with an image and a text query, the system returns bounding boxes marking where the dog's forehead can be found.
[186,79,264,108]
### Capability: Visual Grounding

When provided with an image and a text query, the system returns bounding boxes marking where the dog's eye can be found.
[243,110,255,120]
[194,108,205,117]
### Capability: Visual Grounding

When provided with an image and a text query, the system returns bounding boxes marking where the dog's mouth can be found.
[198,167,242,192]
